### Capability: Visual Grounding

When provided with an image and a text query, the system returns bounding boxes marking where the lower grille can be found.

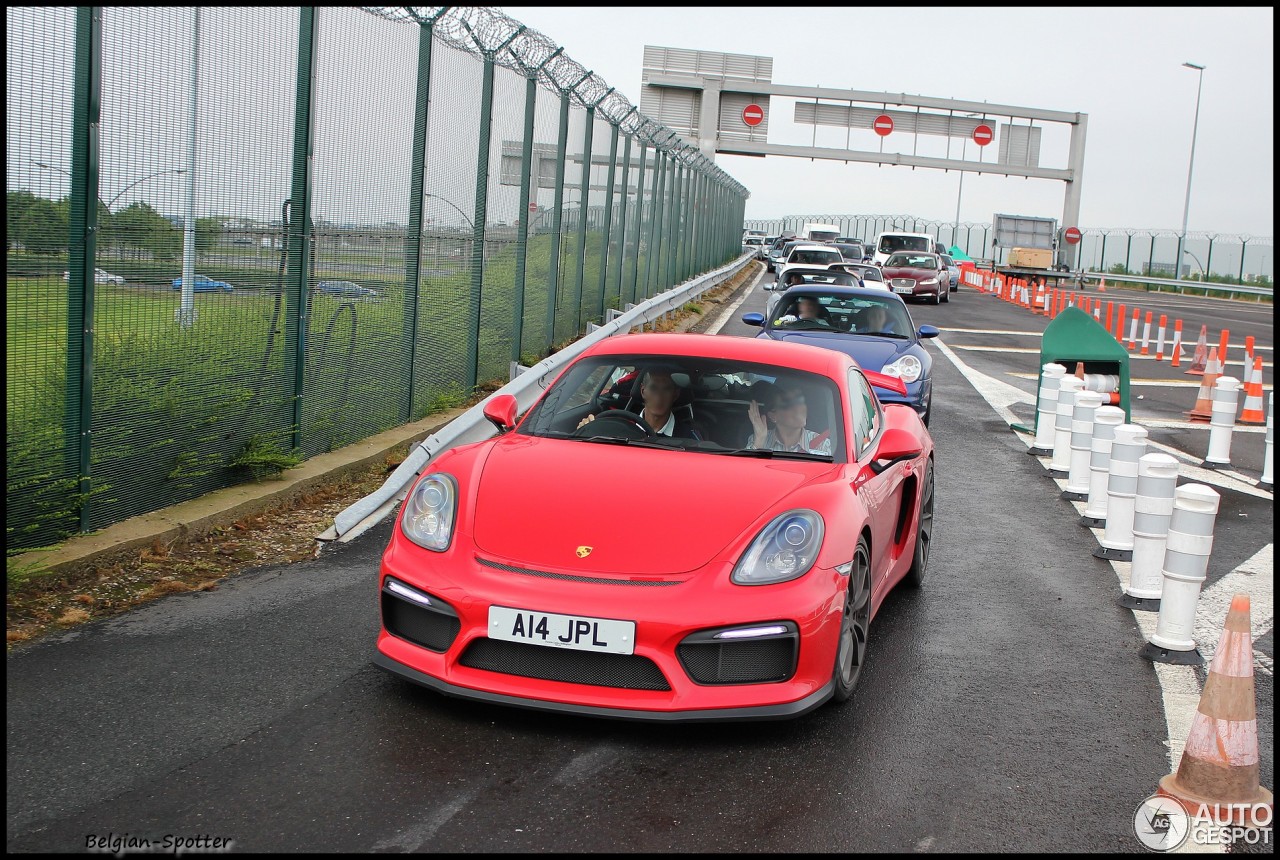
[677,624,799,685]
[381,588,460,653]
[459,639,671,691]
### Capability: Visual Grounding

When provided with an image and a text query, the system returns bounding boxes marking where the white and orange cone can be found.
[1186,324,1209,375]
[1186,347,1221,422]
[1157,594,1272,823]
[1239,357,1265,424]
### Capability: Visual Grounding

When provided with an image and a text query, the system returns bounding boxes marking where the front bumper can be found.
[376,547,846,721]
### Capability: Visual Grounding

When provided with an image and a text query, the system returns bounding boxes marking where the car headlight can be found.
[400,473,458,552]
[882,354,923,384]
[920,277,939,285]
[731,510,825,585]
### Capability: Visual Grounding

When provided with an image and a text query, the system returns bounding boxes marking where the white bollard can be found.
[1032,363,1067,454]
[1201,376,1241,469]
[1120,453,1180,611]
[1093,424,1148,560]
[1080,405,1126,527]
[1260,392,1273,491]
[1063,390,1104,500]
[1141,484,1220,665]
[1049,376,1084,474]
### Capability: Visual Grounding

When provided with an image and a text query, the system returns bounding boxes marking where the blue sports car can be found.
[743,284,939,426]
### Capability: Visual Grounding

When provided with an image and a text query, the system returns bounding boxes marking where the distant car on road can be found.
[315,280,378,298]
[64,268,125,285]
[939,255,961,293]
[879,252,949,305]
[171,275,233,293]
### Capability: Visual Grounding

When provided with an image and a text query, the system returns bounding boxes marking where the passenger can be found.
[859,303,901,335]
[577,368,702,439]
[745,381,832,455]
[777,296,831,327]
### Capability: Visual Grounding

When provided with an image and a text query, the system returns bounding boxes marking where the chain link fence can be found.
[746,215,1273,284]
[6,6,748,553]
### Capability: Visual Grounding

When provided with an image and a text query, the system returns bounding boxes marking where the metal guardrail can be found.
[317,251,759,545]
[1079,272,1273,300]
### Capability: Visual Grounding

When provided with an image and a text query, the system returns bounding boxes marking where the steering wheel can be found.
[574,409,654,440]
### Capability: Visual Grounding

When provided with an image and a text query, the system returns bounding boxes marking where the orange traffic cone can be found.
[1170,319,1184,368]
[1186,347,1220,422]
[1158,595,1272,822]
[1186,325,1209,375]
[1098,275,1107,292]
[1240,357,1266,424]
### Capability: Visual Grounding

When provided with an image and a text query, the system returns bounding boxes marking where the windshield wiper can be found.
[718,448,832,461]
[574,435,680,450]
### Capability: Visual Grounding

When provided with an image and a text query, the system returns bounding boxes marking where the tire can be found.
[831,534,872,703]
[932,290,941,305]
[941,288,950,303]
[903,458,935,588]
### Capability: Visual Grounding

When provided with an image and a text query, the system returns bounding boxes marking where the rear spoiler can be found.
[862,369,908,397]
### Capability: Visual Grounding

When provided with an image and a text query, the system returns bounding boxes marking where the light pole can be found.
[1183,250,1206,280]
[953,113,981,248]
[1176,62,1205,282]
[33,160,186,213]
[424,192,474,231]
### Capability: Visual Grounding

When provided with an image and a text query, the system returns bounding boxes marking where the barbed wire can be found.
[360,6,749,197]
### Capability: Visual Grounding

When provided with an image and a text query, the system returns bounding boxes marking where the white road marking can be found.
[941,331,1274,790]
[705,266,766,335]
[1195,545,1274,670]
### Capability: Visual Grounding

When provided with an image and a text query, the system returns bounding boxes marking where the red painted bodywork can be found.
[879,262,944,301]
[377,333,934,719]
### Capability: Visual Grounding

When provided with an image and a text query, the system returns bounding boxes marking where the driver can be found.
[577,368,703,439]
[775,296,831,327]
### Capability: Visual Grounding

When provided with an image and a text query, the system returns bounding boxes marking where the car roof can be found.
[787,243,841,252]
[776,283,909,303]
[583,332,855,377]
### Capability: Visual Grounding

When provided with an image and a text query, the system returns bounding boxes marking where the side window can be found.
[562,364,618,410]
[847,369,882,458]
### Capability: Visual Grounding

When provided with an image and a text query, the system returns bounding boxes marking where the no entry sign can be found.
[873,114,894,136]
[972,123,994,147]
[742,104,764,127]
[528,201,538,213]
[1064,226,1082,245]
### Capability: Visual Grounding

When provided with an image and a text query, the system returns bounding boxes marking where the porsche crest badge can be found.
[575,546,593,558]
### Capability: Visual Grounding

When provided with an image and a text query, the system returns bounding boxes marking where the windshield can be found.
[769,292,913,338]
[518,355,844,461]
[885,253,938,270]
[789,249,842,266]
[878,235,933,254]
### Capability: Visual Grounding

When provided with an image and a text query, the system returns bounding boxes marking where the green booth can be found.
[1038,306,1131,429]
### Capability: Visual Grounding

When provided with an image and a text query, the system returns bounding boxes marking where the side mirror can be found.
[869,426,923,474]
[917,324,940,339]
[482,393,518,433]
[741,312,765,327]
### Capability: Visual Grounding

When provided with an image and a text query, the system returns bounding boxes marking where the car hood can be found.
[763,330,913,370]
[470,436,825,575]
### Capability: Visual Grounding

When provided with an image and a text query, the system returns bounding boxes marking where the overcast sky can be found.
[504,6,1274,237]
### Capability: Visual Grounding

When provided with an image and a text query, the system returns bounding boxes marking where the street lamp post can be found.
[32,160,186,214]
[1176,62,1205,281]
[424,192,474,231]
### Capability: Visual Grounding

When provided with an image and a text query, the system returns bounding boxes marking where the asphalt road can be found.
[6,272,1273,853]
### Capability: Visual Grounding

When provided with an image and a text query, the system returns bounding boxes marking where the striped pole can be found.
[1127,307,1141,351]
[1155,314,1167,361]
[1218,328,1230,374]
[1114,303,1127,342]
[1121,452,1180,611]
[1094,423,1148,560]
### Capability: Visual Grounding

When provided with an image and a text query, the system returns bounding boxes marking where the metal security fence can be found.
[6,6,748,553]
[747,215,1273,285]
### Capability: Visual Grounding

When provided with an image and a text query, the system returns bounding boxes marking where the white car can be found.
[775,243,844,285]
[63,268,125,285]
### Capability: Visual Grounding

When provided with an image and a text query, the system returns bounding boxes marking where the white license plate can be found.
[488,606,635,655]
[892,285,914,294]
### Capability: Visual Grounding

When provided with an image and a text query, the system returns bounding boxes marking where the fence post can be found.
[544,89,572,351]
[402,16,436,420]
[627,140,647,305]
[510,70,539,367]
[571,104,595,336]
[66,6,104,532]
[612,117,634,310]
[466,53,496,390]
[596,116,619,323]
[285,8,318,456]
